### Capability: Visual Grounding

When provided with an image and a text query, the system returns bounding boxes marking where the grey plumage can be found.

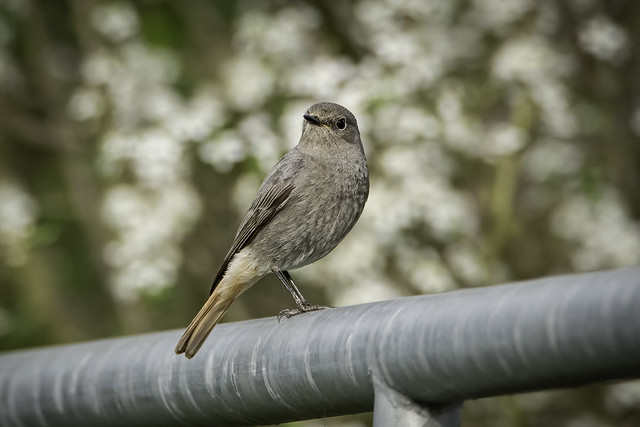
[176,102,369,359]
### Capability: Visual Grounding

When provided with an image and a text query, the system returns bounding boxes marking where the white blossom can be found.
[91,2,139,42]
[102,184,201,300]
[469,0,534,30]
[552,189,640,270]
[67,88,106,121]
[222,56,275,112]
[605,381,640,415]
[522,139,583,181]
[199,131,246,173]
[480,123,527,162]
[0,182,39,266]
[579,15,629,64]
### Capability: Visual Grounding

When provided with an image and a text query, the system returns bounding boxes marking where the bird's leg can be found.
[273,270,332,320]
[274,270,308,309]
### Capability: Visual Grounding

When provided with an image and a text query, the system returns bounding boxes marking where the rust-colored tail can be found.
[175,285,238,359]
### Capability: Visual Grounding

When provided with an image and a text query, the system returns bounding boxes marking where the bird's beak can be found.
[303,114,322,126]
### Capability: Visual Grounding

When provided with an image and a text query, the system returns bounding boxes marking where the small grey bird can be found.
[176,102,369,359]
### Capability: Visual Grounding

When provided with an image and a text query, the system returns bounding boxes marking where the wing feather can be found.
[209,182,294,294]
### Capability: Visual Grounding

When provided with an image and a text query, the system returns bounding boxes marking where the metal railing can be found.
[1,268,639,426]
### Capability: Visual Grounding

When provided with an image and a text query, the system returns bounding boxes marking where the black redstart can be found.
[175,102,369,359]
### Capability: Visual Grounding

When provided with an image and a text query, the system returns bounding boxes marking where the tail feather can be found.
[176,248,262,359]
[175,289,236,359]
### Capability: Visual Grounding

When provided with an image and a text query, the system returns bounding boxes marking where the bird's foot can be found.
[277,304,333,322]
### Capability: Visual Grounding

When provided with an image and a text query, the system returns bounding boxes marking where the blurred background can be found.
[0,0,639,425]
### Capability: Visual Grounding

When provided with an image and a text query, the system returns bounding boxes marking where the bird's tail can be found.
[175,282,243,359]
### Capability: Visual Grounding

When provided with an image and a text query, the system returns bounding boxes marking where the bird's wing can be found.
[209,181,294,294]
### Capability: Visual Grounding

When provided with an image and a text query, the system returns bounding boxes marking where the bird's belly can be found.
[250,194,364,271]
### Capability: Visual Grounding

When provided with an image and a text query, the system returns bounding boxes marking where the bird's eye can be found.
[336,118,347,130]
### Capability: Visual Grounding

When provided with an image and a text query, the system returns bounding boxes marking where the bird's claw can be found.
[277,305,333,322]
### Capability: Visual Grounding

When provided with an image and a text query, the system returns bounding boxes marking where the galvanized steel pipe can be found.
[1,268,639,426]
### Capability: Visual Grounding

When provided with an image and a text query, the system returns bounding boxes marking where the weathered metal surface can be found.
[0,268,639,426]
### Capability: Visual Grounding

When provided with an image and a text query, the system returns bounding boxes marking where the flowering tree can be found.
[0,0,638,425]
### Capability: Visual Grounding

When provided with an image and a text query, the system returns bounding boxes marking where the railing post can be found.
[372,378,461,427]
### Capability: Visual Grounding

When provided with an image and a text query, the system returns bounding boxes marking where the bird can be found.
[175,102,369,359]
